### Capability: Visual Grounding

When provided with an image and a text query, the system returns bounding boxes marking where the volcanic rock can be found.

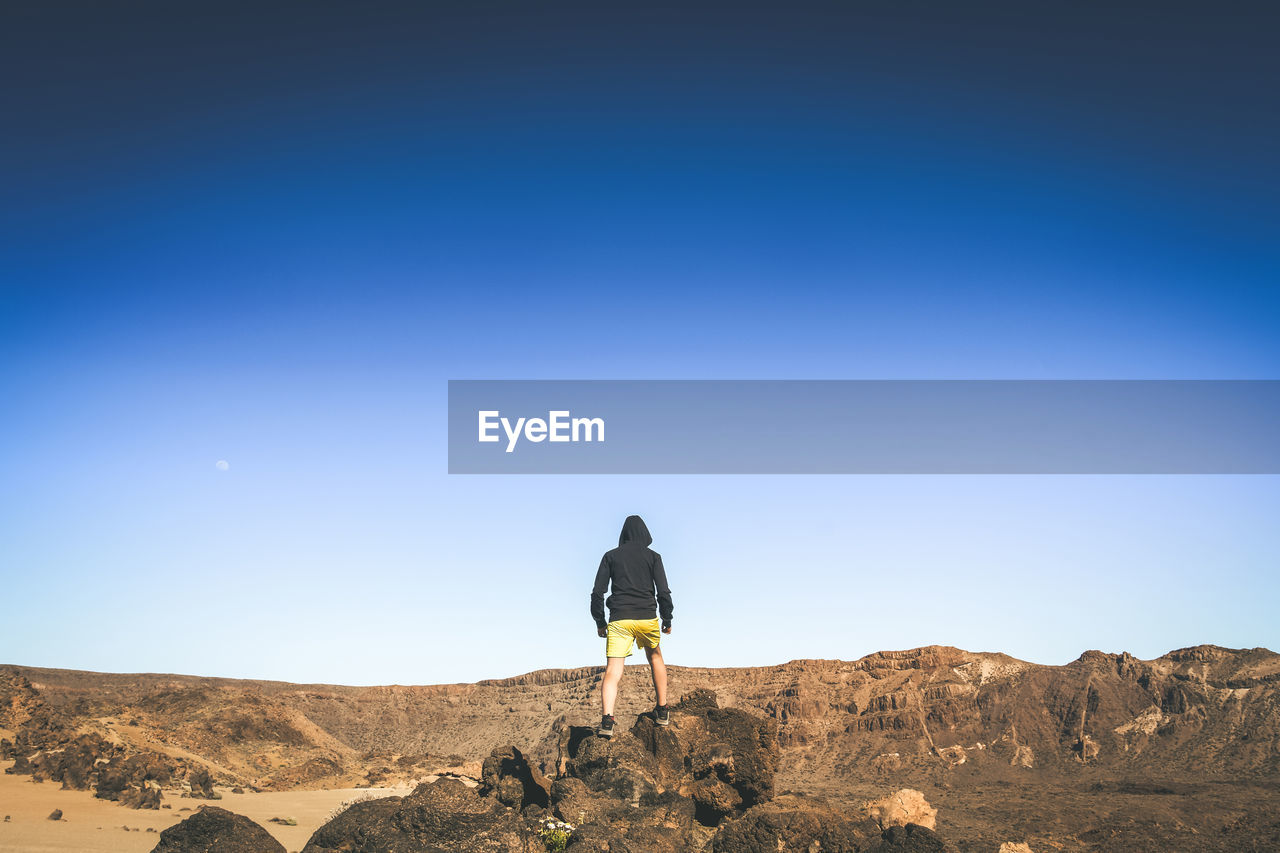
[302,776,526,852]
[185,767,216,799]
[479,744,550,810]
[7,644,1280,851]
[711,793,882,852]
[13,733,112,789]
[97,753,174,808]
[148,806,283,853]
[876,822,953,851]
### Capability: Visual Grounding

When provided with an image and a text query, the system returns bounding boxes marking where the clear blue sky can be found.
[2,2,1277,684]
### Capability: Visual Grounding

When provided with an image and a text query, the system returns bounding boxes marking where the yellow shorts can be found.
[605,618,661,658]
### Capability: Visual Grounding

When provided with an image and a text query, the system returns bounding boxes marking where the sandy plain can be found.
[0,761,412,853]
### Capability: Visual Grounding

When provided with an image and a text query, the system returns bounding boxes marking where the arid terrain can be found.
[4,644,1280,851]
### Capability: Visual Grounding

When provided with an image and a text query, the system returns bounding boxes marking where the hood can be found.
[618,515,652,547]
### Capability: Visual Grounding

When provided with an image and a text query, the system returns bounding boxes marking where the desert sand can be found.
[0,761,411,852]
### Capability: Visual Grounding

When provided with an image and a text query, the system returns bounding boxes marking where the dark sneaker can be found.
[655,705,670,726]
[598,714,615,738]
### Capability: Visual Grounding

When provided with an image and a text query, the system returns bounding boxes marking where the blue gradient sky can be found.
[2,2,1278,684]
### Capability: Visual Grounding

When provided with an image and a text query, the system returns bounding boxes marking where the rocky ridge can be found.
[5,644,1280,851]
[156,690,952,853]
[7,643,1279,793]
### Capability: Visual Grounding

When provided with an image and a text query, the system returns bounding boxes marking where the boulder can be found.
[186,767,216,799]
[14,733,112,789]
[550,776,610,824]
[301,777,526,852]
[876,823,953,851]
[639,690,778,813]
[301,796,403,852]
[545,689,779,852]
[712,793,882,853]
[97,754,174,809]
[479,745,550,810]
[149,806,284,853]
[566,688,777,827]
[566,723,662,804]
[713,795,952,853]
[566,790,708,853]
[865,788,937,831]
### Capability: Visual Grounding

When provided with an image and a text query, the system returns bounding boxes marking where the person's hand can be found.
[597,626,607,638]
[662,624,672,635]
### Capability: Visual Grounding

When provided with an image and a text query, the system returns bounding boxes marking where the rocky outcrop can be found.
[710,793,952,853]
[5,725,209,809]
[149,806,284,853]
[711,793,883,852]
[10,732,111,790]
[9,644,1280,796]
[301,777,527,852]
[6,645,1280,849]
[185,767,216,799]
[96,752,176,808]
[479,744,550,810]
[558,688,778,834]
[299,690,951,853]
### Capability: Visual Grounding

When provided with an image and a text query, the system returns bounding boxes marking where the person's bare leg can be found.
[601,657,626,717]
[645,645,668,707]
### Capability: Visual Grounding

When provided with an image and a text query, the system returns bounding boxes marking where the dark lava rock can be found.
[644,690,777,813]
[186,767,216,799]
[97,753,173,809]
[712,794,881,852]
[561,687,777,824]
[480,745,550,810]
[712,794,952,853]
[301,777,526,853]
[302,795,403,852]
[567,723,662,804]
[550,776,618,825]
[876,823,953,851]
[15,733,112,789]
[544,689,781,851]
[148,806,284,853]
[6,720,178,810]
[297,688,957,853]
[48,809,63,821]
[562,790,707,853]
[567,688,777,828]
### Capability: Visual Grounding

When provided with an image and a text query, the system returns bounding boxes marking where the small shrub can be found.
[537,817,576,851]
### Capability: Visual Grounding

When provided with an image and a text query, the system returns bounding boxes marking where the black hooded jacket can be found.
[590,515,674,629]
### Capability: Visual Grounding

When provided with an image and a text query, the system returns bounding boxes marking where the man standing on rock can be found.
[590,515,674,738]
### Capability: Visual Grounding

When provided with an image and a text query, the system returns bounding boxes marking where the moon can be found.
[215,460,230,472]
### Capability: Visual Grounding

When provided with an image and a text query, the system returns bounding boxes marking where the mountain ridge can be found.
[6,643,1278,789]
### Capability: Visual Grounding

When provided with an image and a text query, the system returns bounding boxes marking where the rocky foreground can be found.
[5,645,1280,850]
[152,689,951,853]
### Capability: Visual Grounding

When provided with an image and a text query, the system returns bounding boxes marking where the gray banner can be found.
[447,380,1280,474]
